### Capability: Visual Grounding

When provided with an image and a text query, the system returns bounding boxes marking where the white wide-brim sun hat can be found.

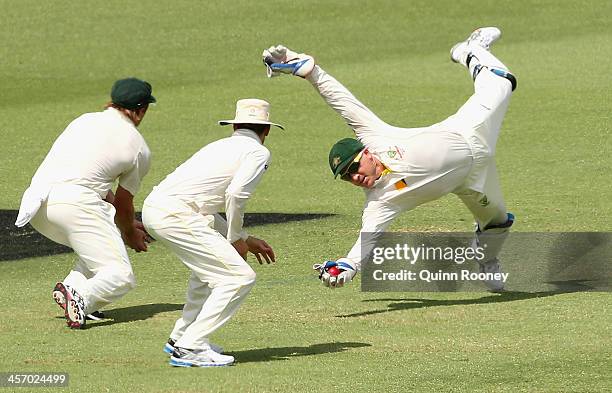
[218,98,284,130]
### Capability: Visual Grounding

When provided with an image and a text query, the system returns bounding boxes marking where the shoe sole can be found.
[169,357,233,367]
[164,343,224,355]
[55,282,85,329]
[467,27,501,50]
[52,283,66,311]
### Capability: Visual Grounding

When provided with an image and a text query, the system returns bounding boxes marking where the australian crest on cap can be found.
[332,156,341,169]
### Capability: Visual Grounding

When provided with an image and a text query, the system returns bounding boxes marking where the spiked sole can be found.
[55,282,85,329]
[52,283,66,311]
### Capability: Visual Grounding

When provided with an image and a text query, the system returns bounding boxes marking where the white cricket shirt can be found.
[30,107,151,198]
[307,66,490,268]
[147,129,271,243]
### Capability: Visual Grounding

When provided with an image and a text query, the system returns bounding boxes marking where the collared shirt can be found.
[147,128,271,243]
[307,66,480,268]
[29,107,151,198]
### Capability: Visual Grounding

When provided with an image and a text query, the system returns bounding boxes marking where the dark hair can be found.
[234,123,270,136]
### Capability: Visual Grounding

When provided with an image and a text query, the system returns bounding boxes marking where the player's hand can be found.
[133,219,155,243]
[123,227,149,252]
[313,260,357,289]
[262,45,315,78]
[262,45,298,64]
[246,236,275,264]
[232,239,249,261]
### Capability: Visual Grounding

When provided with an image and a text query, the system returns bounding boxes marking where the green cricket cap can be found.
[328,138,365,178]
[111,77,156,110]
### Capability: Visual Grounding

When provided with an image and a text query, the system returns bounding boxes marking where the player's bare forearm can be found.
[104,190,115,204]
[113,185,148,252]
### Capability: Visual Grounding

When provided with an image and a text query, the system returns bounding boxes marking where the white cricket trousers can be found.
[29,184,136,314]
[142,197,256,350]
[443,45,514,229]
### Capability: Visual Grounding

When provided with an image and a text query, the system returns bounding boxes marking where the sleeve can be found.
[339,198,403,270]
[118,141,151,196]
[212,213,248,241]
[306,65,391,144]
[224,147,270,243]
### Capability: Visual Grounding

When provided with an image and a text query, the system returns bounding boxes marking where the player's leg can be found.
[143,205,250,366]
[447,27,516,152]
[455,161,514,291]
[33,186,136,328]
[168,273,211,342]
[169,231,256,352]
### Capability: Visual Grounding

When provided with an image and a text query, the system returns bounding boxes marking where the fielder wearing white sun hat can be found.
[218,98,284,130]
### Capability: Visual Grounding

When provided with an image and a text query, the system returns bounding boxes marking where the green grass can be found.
[0,1,610,392]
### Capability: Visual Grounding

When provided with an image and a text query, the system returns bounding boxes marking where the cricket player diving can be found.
[142,99,278,367]
[263,27,516,291]
[15,78,155,328]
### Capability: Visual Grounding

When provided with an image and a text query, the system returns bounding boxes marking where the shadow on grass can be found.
[336,291,567,318]
[82,303,183,328]
[229,342,371,363]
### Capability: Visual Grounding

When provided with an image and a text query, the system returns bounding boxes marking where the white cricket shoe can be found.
[169,346,234,368]
[52,282,67,310]
[450,27,502,64]
[478,258,505,292]
[54,282,87,329]
[163,338,223,355]
[54,283,103,321]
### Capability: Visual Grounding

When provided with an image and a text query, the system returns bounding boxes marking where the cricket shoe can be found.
[54,282,87,329]
[450,27,502,64]
[86,311,106,321]
[52,282,67,311]
[163,338,223,355]
[263,54,315,78]
[169,346,234,368]
[54,283,102,322]
[478,258,505,292]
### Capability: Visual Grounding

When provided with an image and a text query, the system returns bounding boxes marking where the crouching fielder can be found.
[263,27,517,291]
[15,78,155,328]
[143,99,278,367]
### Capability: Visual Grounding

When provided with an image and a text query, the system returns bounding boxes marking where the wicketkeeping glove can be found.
[262,45,315,78]
[312,260,357,289]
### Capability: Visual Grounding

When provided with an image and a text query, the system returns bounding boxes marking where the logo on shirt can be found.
[387,146,404,159]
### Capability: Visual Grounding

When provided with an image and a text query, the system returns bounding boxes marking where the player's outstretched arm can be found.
[262,44,389,142]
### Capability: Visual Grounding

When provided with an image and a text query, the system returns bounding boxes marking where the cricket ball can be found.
[327,266,341,276]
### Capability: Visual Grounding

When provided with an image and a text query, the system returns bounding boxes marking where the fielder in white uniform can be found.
[142,99,279,367]
[263,27,516,291]
[15,78,155,328]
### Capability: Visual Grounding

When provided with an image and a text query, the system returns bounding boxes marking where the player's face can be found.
[341,149,379,189]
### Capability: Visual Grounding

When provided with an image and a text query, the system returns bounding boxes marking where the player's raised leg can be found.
[449,27,517,153]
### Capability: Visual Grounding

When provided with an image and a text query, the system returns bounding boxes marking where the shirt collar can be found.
[232,128,263,145]
[372,163,393,187]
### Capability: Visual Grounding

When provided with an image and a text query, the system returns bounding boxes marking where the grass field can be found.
[1,1,610,392]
